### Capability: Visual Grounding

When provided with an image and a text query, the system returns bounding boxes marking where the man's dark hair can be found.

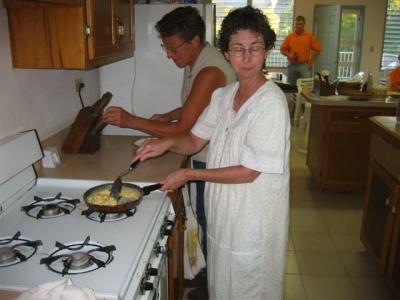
[296,15,306,23]
[217,6,276,53]
[155,6,205,43]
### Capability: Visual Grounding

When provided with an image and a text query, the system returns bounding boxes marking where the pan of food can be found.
[83,182,162,213]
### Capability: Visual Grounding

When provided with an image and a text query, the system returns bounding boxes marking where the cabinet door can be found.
[86,0,116,62]
[386,187,400,298]
[114,0,134,53]
[361,161,397,273]
[167,190,185,300]
[323,128,370,191]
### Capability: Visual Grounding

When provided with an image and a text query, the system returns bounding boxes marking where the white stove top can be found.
[0,177,170,299]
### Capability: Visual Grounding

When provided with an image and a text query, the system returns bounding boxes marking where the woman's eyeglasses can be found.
[229,45,265,57]
[160,41,187,54]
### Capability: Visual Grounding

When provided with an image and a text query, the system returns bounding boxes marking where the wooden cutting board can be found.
[62,92,112,154]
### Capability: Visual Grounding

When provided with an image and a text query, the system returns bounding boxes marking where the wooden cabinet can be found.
[360,160,399,273]
[168,189,185,300]
[361,117,400,299]
[307,105,395,191]
[4,0,134,69]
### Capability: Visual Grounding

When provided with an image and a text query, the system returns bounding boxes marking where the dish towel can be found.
[17,278,98,300]
[182,184,206,279]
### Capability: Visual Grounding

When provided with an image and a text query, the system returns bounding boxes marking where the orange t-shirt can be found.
[280,31,321,63]
[389,66,400,91]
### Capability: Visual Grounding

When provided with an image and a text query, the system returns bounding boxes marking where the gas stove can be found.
[0,130,173,300]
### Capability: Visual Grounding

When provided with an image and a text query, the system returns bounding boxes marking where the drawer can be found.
[328,108,394,125]
[370,134,400,181]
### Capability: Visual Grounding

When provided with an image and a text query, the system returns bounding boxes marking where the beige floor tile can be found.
[302,275,357,300]
[350,276,395,300]
[296,251,347,275]
[292,232,337,252]
[286,250,300,274]
[284,274,306,300]
[287,234,295,251]
[331,233,366,253]
[290,210,329,232]
[341,252,380,276]
[321,210,362,234]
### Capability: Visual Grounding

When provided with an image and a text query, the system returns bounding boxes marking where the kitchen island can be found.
[0,129,188,300]
[360,116,400,299]
[303,91,397,191]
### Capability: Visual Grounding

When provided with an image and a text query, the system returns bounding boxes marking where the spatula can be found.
[109,160,140,200]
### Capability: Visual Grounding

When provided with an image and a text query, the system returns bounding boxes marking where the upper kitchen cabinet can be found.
[4,0,134,69]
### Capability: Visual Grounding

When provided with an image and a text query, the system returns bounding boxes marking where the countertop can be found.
[36,129,188,183]
[302,90,398,108]
[369,116,400,147]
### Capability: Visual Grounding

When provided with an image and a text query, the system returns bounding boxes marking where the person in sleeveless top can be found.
[102,6,236,137]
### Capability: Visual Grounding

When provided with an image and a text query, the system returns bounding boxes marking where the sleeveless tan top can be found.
[181,42,236,162]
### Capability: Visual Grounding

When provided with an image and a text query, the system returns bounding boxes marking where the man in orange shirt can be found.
[280,16,321,86]
[389,55,400,91]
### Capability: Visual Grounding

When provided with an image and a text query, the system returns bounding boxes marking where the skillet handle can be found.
[142,183,162,195]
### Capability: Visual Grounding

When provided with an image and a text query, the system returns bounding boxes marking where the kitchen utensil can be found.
[62,92,112,154]
[110,160,140,200]
[83,182,162,213]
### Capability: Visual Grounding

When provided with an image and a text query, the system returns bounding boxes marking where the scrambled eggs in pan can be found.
[87,186,141,206]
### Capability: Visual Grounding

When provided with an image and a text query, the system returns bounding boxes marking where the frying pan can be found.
[83,182,162,213]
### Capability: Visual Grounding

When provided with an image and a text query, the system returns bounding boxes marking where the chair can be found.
[293,77,314,128]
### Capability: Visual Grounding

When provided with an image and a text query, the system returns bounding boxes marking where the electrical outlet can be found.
[74,78,84,92]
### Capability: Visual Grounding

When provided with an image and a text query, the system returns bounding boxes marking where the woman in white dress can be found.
[135,6,290,300]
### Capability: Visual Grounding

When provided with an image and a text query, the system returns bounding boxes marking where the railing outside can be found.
[338,51,354,79]
[268,50,359,80]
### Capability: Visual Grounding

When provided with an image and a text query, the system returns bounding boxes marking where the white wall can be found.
[294,0,386,79]
[0,6,100,141]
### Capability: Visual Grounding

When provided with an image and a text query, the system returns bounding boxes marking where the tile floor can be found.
[183,126,395,300]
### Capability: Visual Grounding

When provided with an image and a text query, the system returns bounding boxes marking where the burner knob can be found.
[153,242,168,257]
[160,224,172,237]
[140,277,154,294]
[164,217,174,226]
[146,263,158,277]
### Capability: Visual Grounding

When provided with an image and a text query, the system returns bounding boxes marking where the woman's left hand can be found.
[160,168,190,191]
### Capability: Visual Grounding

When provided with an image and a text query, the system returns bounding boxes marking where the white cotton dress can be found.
[191,80,291,300]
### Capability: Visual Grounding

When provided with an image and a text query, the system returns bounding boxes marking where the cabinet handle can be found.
[392,205,396,214]
[84,25,91,39]
[352,115,361,120]
[385,197,391,206]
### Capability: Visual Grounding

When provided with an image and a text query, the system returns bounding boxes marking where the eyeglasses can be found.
[160,40,187,54]
[228,45,265,57]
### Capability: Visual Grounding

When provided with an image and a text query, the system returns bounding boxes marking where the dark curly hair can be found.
[217,6,276,53]
[155,6,205,44]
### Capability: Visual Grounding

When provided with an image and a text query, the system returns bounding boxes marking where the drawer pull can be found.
[386,197,391,206]
[352,115,361,120]
[392,205,396,214]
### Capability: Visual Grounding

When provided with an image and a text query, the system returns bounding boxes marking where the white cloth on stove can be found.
[17,278,98,300]
[191,81,290,300]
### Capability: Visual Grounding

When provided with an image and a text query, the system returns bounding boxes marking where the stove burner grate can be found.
[22,192,80,219]
[0,231,42,267]
[81,207,136,222]
[40,236,116,275]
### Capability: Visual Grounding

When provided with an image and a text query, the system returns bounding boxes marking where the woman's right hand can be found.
[134,138,174,162]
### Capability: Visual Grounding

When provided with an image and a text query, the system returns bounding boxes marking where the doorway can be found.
[314,5,364,80]
[337,8,363,79]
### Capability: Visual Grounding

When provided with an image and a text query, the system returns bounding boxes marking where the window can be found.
[212,0,295,68]
[381,0,400,70]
